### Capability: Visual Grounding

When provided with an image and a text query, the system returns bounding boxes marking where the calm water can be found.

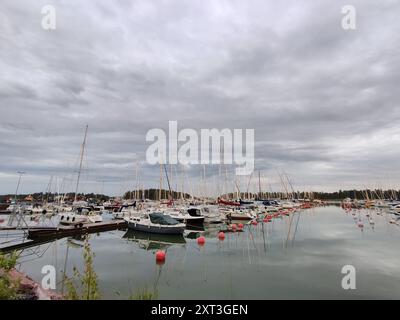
[5,206,400,299]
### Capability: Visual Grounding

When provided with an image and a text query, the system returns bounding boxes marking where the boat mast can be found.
[159,163,163,201]
[74,125,88,203]
[14,171,26,203]
[163,163,173,200]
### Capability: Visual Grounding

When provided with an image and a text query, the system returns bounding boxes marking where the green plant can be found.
[0,252,19,300]
[0,277,19,300]
[64,239,100,300]
[129,287,158,300]
[0,252,18,271]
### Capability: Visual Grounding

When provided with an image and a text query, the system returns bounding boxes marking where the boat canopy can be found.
[149,212,180,225]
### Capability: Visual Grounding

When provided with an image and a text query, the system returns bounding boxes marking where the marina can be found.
[1,0,400,304]
[1,198,400,299]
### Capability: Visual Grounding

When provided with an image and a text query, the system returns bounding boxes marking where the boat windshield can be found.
[149,212,180,225]
[187,208,201,217]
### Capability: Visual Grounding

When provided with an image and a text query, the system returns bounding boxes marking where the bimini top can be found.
[149,212,181,225]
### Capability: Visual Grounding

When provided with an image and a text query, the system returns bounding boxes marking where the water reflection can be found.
[5,206,400,299]
[123,229,186,250]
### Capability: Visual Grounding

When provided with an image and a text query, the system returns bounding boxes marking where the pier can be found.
[27,220,127,239]
[0,220,127,252]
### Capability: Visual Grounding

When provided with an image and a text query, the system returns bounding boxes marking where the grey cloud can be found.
[1,0,400,194]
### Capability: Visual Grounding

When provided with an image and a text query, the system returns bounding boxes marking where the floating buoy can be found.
[238,223,244,230]
[197,236,206,246]
[252,220,258,226]
[218,232,225,241]
[231,224,237,231]
[155,250,166,264]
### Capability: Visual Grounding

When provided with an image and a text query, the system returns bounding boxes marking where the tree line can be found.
[1,189,399,203]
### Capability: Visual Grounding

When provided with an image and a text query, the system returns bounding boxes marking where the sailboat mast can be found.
[74,125,88,203]
[163,163,173,200]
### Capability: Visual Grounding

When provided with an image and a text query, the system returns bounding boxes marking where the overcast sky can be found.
[1,0,399,196]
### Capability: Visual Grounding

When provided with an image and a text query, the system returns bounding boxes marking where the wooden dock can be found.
[27,220,127,240]
[0,220,127,252]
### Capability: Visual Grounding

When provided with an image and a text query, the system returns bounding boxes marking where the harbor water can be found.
[4,206,400,299]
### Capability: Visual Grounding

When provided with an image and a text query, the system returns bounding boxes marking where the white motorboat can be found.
[125,212,185,235]
[390,205,400,215]
[221,207,256,221]
[198,205,224,224]
[59,207,102,226]
[163,207,205,226]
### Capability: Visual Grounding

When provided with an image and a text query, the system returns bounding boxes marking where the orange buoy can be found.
[218,232,225,241]
[197,236,206,246]
[155,250,166,264]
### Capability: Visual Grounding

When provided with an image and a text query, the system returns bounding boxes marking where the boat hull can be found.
[127,221,185,235]
[227,213,253,220]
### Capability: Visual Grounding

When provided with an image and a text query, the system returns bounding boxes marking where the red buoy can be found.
[238,223,244,230]
[218,232,225,241]
[231,224,237,231]
[155,250,166,264]
[197,236,206,246]
[252,220,258,226]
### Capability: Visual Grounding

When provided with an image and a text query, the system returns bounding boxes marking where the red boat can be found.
[217,198,240,207]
